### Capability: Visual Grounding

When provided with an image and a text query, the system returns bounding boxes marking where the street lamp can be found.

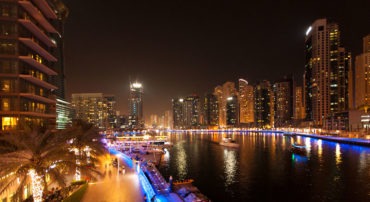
[116,154,120,175]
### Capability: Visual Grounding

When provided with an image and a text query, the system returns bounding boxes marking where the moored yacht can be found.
[220,137,239,148]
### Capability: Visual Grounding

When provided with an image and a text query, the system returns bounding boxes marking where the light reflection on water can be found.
[223,149,237,186]
[159,132,370,201]
[336,143,342,165]
[175,141,187,180]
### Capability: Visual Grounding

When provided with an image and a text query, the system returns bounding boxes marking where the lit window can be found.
[2,117,17,130]
[2,98,9,111]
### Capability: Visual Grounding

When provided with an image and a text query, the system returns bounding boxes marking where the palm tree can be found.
[0,126,76,202]
[0,122,105,202]
[60,119,106,181]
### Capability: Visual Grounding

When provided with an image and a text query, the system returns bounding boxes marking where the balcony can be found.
[18,0,58,33]
[32,0,57,19]
[0,111,55,118]
[18,37,57,62]
[19,74,58,90]
[18,56,57,75]
[18,19,56,47]
[20,93,56,104]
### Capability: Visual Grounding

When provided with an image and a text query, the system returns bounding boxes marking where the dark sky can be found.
[63,0,370,119]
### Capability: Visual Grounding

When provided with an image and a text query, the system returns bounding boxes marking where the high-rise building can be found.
[273,76,294,127]
[213,86,224,127]
[238,78,254,124]
[129,82,144,128]
[150,114,158,127]
[226,95,239,127]
[294,86,305,120]
[0,0,68,131]
[56,98,72,129]
[71,93,108,129]
[304,18,351,126]
[254,80,274,128]
[183,95,200,128]
[214,81,237,128]
[203,93,219,126]
[104,95,116,129]
[172,98,184,129]
[353,34,370,111]
[163,110,172,129]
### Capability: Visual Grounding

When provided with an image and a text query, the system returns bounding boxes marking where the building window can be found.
[1,80,11,92]
[2,117,17,130]
[0,40,17,54]
[2,98,10,111]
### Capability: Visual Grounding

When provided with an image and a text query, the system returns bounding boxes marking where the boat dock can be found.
[141,162,170,194]
[108,140,210,201]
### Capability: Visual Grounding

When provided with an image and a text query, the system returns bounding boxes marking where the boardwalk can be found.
[81,157,145,202]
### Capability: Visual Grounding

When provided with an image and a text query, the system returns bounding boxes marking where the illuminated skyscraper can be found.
[183,95,200,128]
[104,95,117,129]
[163,110,172,129]
[238,79,254,125]
[294,86,305,120]
[304,18,351,126]
[226,95,239,127]
[149,114,158,127]
[129,82,144,128]
[0,0,68,131]
[172,98,184,128]
[71,93,108,129]
[353,34,370,111]
[273,76,294,127]
[214,81,237,127]
[203,93,219,127]
[254,80,274,128]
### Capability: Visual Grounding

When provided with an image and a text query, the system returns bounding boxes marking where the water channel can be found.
[158,131,370,201]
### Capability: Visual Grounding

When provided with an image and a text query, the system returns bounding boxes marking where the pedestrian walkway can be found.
[81,156,145,202]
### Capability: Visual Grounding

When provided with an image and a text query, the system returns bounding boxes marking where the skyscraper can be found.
[353,34,370,111]
[0,0,68,131]
[304,18,351,126]
[214,81,237,128]
[273,76,294,127]
[254,80,274,128]
[104,94,117,129]
[129,82,144,129]
[71,93,108,129]
[172,98,184,129]
[238,78,254,125]
[203,93,219,127]
[163,110,172,129]
[226,95,239,127]
[294,86,305,120]
[183,95,200,128]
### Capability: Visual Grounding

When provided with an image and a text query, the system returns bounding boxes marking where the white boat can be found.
[220,138,239,148]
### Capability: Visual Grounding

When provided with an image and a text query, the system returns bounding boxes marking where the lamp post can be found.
[116,154,120,175]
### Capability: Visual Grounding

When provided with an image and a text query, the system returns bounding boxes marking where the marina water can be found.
[158,131,370,201]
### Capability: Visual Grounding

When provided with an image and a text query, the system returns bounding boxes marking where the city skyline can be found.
[63,0,370,117]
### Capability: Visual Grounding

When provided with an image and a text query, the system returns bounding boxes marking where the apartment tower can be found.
[238,79,254,125]
[129,82,144,129]
[353,34,370,111]
[304,18,351,126]
[0,0,68,130]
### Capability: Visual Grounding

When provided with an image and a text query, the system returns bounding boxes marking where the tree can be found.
[61,119,106,181]
[0,122,105,202]
[0,127,70,201]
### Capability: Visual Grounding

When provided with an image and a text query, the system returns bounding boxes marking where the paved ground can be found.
[81,155,145,202]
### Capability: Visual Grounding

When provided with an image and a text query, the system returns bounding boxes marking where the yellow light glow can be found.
[28,169,43,202]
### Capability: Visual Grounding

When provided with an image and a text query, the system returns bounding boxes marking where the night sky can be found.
[63,0,370,119]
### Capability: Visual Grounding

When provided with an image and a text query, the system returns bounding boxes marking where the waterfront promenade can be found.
[81,155,144,202]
